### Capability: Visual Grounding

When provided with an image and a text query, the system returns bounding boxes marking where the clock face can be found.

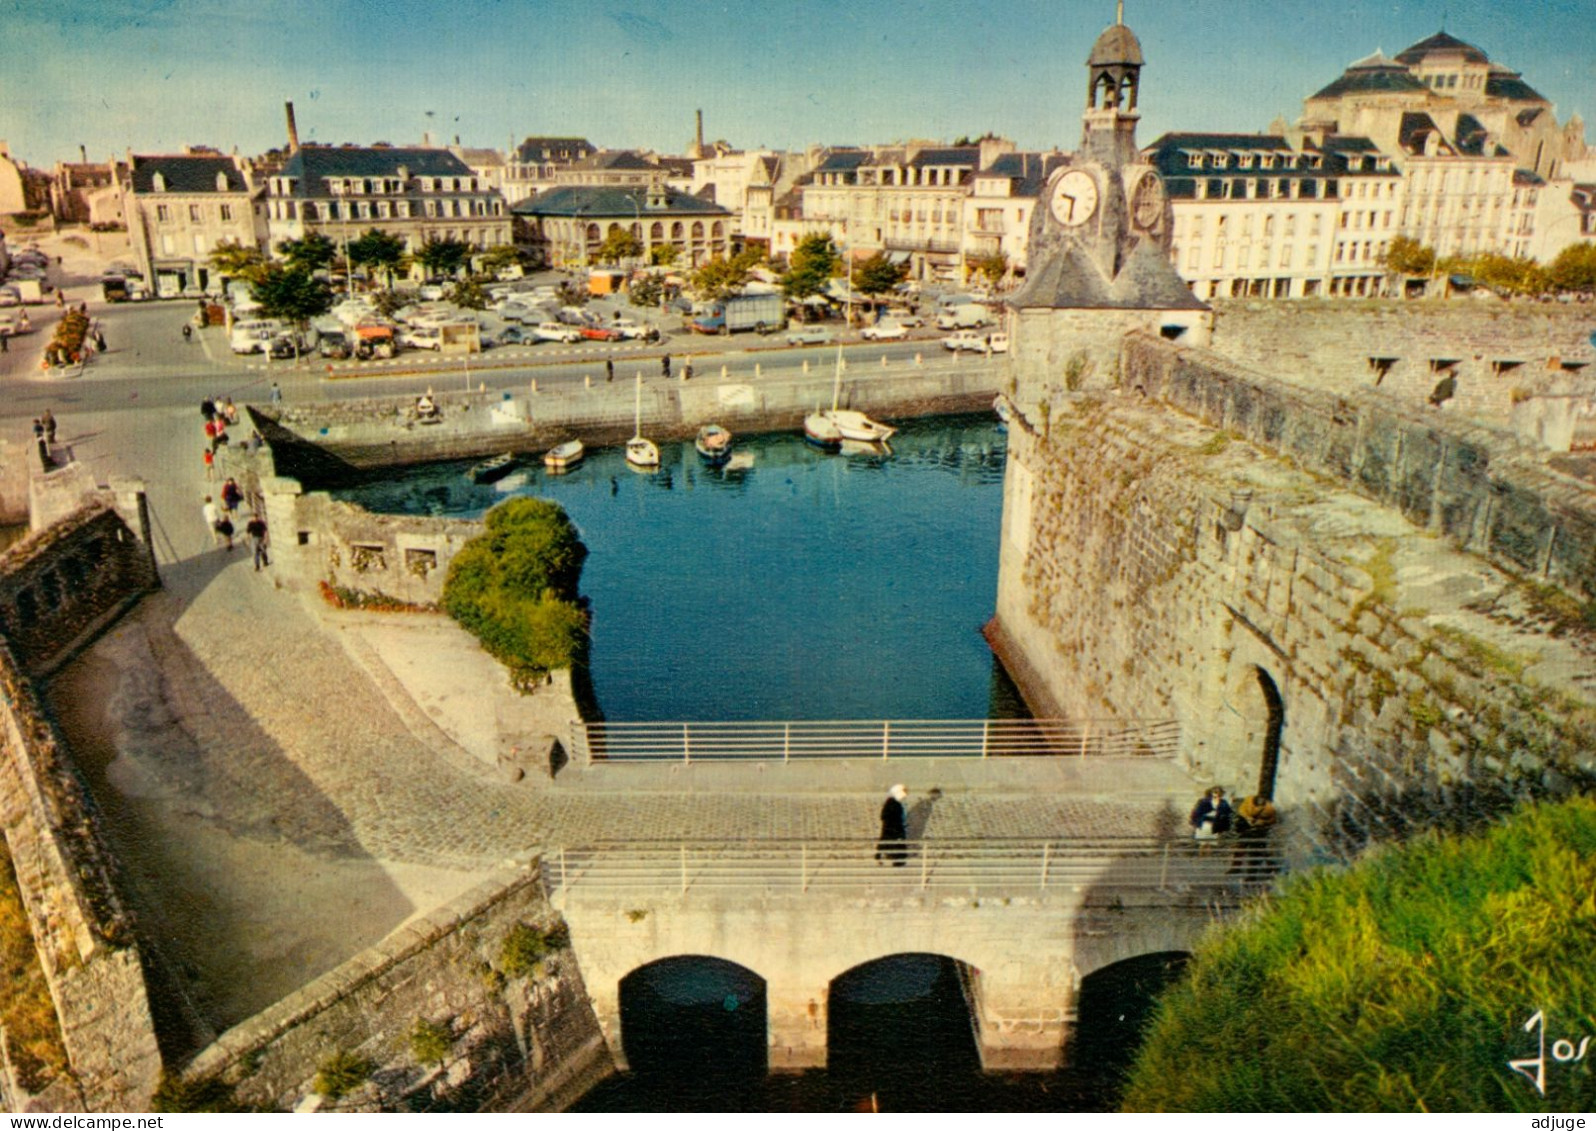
[1131,172,1165,231]
[1049,170,1099,227]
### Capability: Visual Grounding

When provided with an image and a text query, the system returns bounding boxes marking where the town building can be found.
[962,150,1070,278]
[502,137,597,205]
[510,184,731,268]
[0,142,28,215]
[263,145,510,255]
[48,155,127,226]
[448,144,508,197]
[121,151,266,297]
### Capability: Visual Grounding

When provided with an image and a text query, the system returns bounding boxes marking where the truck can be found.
[689,292,785,335]
[935,303,991,331]
[10,278,46,304]
[102,276,131,303]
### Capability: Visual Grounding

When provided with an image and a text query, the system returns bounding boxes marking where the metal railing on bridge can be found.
[542,836,1278,900]
[569,718,1180,764]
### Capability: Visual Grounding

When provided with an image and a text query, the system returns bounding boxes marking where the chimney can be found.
[695,109,704,158]
[79,144,87,164]
[285,101,300,153]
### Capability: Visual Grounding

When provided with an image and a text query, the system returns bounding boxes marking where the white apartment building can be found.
[122,151,267,296]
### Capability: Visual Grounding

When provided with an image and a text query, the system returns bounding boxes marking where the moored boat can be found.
[803,411,843,450]
[544,439,585,472]
[626,374,661,469]
[468,452,517,484]
[695,424,733,465]
[825,408,896,443]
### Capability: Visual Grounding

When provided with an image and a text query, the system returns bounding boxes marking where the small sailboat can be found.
[468,452,517,484]
[695,424,733,465]
[803,408,843,450]
[626,374,660,470]
[544,438,585,473]
[820,346,896,444]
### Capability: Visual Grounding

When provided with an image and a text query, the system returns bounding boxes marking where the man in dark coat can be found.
[876,783,908,866]
[1189,786,1234,850]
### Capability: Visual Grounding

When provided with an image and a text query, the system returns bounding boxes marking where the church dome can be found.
[1088,22,1144,67]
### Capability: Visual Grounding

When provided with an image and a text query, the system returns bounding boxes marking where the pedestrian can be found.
[203,448,215,480]
[201,396,216,422]
[182,323,193,344]
[203,495,224,546]
[1235,794,1277,837]
[222,397,238,425]
[683,360,693,381]
[221,477,242,513]
[269,381,282,405]
[1189,786,1233,851]
[875,784,908,867]
[41,410,56,444]
[93,329,106,352]
[605,357,614,382]
[32,418,44,445]
[54,291,64,309]
[661,353,671,379]
[246,512,270,571]
[204,417,219,448]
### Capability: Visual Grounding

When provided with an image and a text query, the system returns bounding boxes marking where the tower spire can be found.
[1116,0,1124,25]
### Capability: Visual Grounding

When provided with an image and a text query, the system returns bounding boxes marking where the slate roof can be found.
[570,150,658,172]
[980,152,1069,197]
[1485,73,1547,102]
[1010,240,1205,312]
[1143,133,1395,183]
[815,151,870,173]
[1088,21,1144,66]
[277,146,474,196]
[1398,112,1452,155]
[907,147,980,168]
[515,137,594,163]
[510,185,730,218]
[1309,58,1427,100]
[130,154,247,194]
[1395,31,1489,65]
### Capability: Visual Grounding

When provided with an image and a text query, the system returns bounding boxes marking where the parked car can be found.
[609,317,650,339]
[988,332,1010,354]
[785,325,834,345]
[417,282,447,301]
[861,320,909,341]
[400,326,443,351]
[556,306,589,326]
[885,307,923,327]
[318,329,353,359]
[532,321,583,344]
[941,330,990,352]
[488,326,529,347]
[580,324,622,342]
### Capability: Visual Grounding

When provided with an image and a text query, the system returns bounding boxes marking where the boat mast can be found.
[833,232,849,412]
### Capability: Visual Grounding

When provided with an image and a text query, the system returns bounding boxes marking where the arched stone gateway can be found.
[618,955,768,1077]
[827,953,981,1097]
[1069,951,1190,1081]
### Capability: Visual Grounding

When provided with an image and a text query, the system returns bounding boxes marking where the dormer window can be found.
[1238,154,1254,169]
[152,172,166,192]
[215,171,229,191]
[1260,155,1275,170]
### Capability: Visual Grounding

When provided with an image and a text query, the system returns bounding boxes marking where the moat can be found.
[336,412,1022,722]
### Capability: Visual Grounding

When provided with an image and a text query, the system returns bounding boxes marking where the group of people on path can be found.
[1189,786,1276,848]
[200,395,269,570]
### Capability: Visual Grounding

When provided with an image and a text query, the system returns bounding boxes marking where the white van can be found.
[230,318,285,354]
[935,303,990,331]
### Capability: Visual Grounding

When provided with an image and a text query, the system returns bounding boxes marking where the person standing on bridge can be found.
[876,783,909,867]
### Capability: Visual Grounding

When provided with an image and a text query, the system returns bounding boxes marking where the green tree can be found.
[853,250,908,298]
[1467,253,1549,296]
[276,232,337,273]
[969,251,1008,289]
[370,288,405,318]
[691,254,750,301]
[480,244,524,274]
[442,498,589,690]
[595,228,643,265]
[416,237,472,279]
[1381,235,1436,277]
[782,233,839,300]
[650,243,680,267]
[1122,797,1596,1112]
[629,274,664,308]
[207,239,265,283]
[448,279,489,310]
[251,264,332,358]
[1548,241,1596,292]
[346,228,406,288]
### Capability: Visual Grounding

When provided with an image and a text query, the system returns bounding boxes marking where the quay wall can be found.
[1208,299,1596,439]
[995,341,1596,856]
[258,358,1003,478]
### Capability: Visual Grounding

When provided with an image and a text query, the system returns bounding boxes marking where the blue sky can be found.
[3,0,1593,166]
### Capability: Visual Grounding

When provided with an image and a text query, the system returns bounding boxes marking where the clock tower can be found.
[1008,3,1209,383]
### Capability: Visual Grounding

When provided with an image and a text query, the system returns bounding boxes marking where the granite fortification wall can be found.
[179,872,611,1113]
[0,498,164,1111]
[994,340,1596,855]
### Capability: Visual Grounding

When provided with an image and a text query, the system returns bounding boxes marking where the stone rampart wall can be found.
[0,499,159,676]
[1122,335,1596,602]
[0,635,162,1111]
[994,376,1596,859]
[182,871,611,1113]
[1209,299,1596,425]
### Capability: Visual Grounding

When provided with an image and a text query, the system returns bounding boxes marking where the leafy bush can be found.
[0,843,67,1091]
[442,498,588,689]
[499,921,570,978]
[314,1051,373,1099]
[152,1072,235,1112]
[1122,797,1596,1112]
[409,1017,453,1065]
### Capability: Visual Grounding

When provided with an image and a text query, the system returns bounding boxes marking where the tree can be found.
[853,250,908,298]
[442,498,589,690]
[595,228,642,265]
[1381,235,1435,277]
[1122,797,1596,1112]
[969,251,1008,289]
[650,244,680,267]
[1548,241,1596,293]
[276,233,337,273]
[691,254,750,302]
[782,233,839,300]
[480,244,523,274]
[1467,253,1549,296]
[346,229,406,288]
[251,265,332,359]
[415,237,472,279]
[629,275,664,308]
[448,279,489,310]
[208,239,265,283]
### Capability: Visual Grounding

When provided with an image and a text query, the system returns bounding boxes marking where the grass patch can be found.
[1121,797,1596,1112]
[409,1017,453,1066]
[314,1051,373,1100]
[1431,624,1530,681]
[499,920,570,979]
[1363,538,1398,607]
[1194,431,1237,457]
[0,840,67,1092]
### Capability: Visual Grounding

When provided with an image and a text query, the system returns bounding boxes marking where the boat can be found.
[544,439,585,473]
[695,424,733,465]
[815,270,896,445]
[468,452,517,484]
[803,409,843,450]
[626,374,660,469]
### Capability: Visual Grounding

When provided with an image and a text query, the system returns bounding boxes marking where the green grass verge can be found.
[0,839,68,1092]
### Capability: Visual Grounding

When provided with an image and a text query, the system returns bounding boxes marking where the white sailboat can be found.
[626,373,660,470]
[809,241,895,446]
